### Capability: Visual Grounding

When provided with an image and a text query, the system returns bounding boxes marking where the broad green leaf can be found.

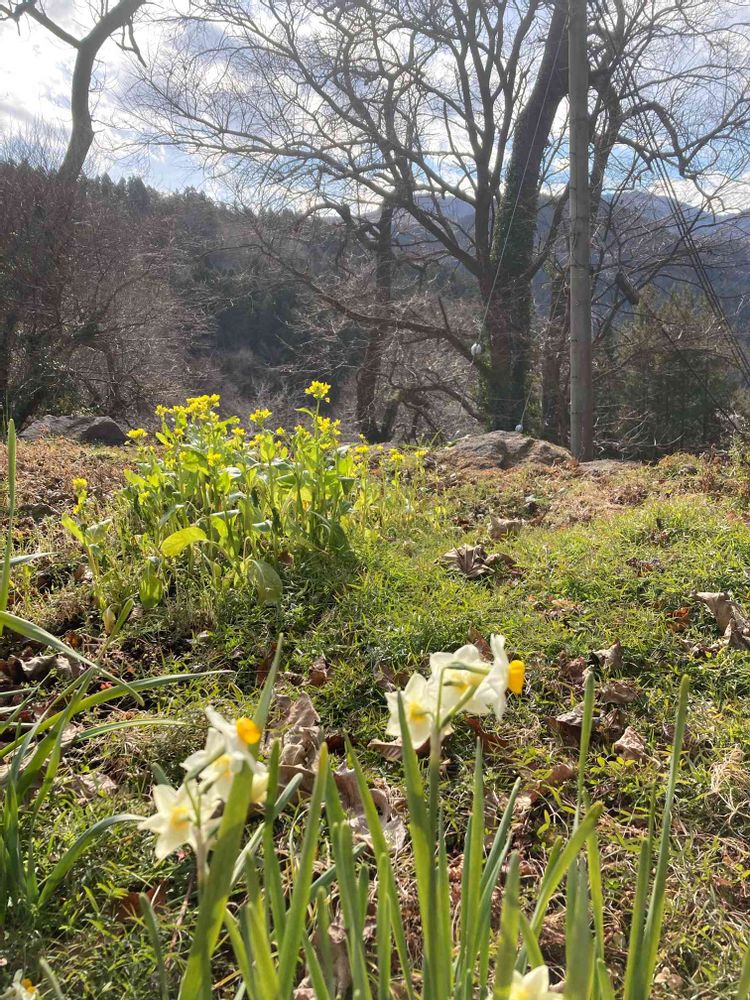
[160,525,207,558]
[248,559,282,605]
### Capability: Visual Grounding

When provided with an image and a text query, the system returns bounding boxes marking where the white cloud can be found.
[0,3,203,188]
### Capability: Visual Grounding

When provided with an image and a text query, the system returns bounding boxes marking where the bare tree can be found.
[0,0,148,181]
[127,0,750,437]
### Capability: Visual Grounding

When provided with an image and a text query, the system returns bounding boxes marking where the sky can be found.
[0,1,203,189]
[3,2,750,211]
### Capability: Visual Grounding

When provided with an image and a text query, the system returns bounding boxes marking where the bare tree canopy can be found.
[128,0,750,433]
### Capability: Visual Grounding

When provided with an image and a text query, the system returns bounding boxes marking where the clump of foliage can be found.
[63,385,365,621]
[32,636,724,1000]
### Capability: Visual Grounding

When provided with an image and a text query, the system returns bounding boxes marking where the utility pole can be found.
[568,0,593,460]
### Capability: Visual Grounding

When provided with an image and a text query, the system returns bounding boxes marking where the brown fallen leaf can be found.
[591,641,623,672]
[367,736,430,761]
[439,544,516,579]
[667,606,691,632]
[598,708,626,744]
[324,731,346,753]
[559,653,588,683]
[598,679,639,705]
[695,591,750,650]
[695,591,735,631]
[464,715,512,751]
[254,644,277,686]
[467,628,492,659]
[309,655,329,687]
[113,881,167,923]
[489,516,524,539]
[546,706,586,746]
[2,652,81,683]
[613,726,649,762]
[70,771,118,802]
[626,557,663,576]
[545,762,578,786]
[373,662,410,693]
[547,705,624,746]
[274,695,407,849]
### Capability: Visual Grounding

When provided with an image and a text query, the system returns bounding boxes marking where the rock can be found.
[19,414,127,445]
[439,431,571,471]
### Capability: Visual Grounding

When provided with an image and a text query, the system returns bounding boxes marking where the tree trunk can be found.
[542,270,570,443]
[483,0,569,430]
[356,202,394,440]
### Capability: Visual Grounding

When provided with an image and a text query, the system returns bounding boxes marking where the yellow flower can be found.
[1,971,39,999]
[155,404,170,418]
[205,707,263,773]
[385,674,437,746]
[137,781,220,860]
[390,450,405,463]
[232,426,246,438]
[414,449,428,459]
[127,428,148,441]
[71,477,88,492]
[508,659,525,695]
[250,407,272,425]
[275,426,286,436]
[207,450,222,467]
[304,380,332,402]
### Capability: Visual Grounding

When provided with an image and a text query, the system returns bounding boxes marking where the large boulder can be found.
[439,431,571,471]
[19,414,127,446]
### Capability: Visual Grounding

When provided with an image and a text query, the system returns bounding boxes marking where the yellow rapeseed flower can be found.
[389,450,405,463]
[71,477,88,492]
[127,428,148,441]
[304,380,332,402]
[250,407,272,425]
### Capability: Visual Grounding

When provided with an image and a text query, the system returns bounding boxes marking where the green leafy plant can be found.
[0,420,206,928]
[62,387,366,616]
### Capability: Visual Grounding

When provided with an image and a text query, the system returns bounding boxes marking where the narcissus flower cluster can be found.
[386,634,524,744]
[0,972,38,1000]
[138,707,268,863]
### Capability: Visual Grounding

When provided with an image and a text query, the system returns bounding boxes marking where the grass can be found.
[2,439,750,996]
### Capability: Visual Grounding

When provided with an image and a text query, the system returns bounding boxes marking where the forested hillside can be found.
[2,157,749,457]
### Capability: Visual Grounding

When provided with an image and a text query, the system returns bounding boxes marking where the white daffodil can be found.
[430,634,510,718]
[0,972,38,1000]
[385,673,438,745]
[205,706,261,774]
[508,965,557,1000]
[184,729,270,804]
[138,780,220,860]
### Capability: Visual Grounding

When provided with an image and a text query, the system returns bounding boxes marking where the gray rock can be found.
[19,414,127,446]
[439,431,571,471]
